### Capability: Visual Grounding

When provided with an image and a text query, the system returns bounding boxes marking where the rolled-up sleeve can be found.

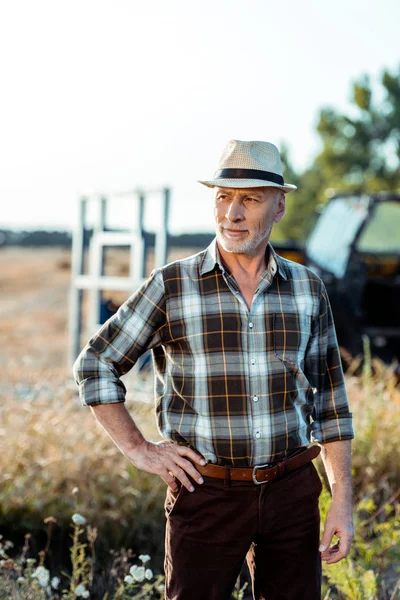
[305,282,355,444]
[73,269,166,407]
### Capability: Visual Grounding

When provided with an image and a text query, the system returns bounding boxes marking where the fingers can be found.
[320,505,354,564]
[164,463,196,492]
[159,453,204,492]
[320,541,339,563]
[321,543,344,564]
[320,536,353,564]
[319,528,334,555]
[136,441,206,493]
[163,471,180,493]
[177,445,207,466]
[174,455,204,486]
[161,469,189,493]
[162,445,206,491]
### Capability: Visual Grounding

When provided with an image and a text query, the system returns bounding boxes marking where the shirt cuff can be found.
[310,416,354,444]
[77,377,127,407]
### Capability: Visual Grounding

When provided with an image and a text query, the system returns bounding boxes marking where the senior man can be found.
[73,139,355,600]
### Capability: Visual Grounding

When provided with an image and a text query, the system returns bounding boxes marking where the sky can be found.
[1,0,399,234]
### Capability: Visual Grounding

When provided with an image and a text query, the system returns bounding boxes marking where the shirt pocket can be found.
[273,313,312,365]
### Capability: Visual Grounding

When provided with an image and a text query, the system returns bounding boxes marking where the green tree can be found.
[275,65,400,242]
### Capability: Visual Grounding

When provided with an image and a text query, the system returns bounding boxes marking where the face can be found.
[214,186,285,256]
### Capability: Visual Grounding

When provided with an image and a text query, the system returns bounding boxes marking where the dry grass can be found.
[347,362,400,500]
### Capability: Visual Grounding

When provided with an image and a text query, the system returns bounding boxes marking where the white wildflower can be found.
[71,513,87,525]
[51,576,60,589]
[31,566,50,587]
[4,541,14,550]
[38,572,50,587]
[124,575,134,584]
[138,554,151,564]
[133,566,145,582]
[145,568,153,580]
[74,583,88,596]
[38,576,49,588]
[72,487,79,495]
[26,558,36,566]
[17,576,25,583]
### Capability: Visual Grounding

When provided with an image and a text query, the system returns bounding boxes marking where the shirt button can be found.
[251,358,255,365]
[253,395,258,402]
[255,432,261,439]
[249,322,253,329]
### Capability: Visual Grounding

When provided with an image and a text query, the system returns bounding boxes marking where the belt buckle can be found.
[252,463,272,485]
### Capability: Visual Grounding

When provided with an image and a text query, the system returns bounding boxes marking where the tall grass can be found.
[318,348,400,599]
[1,368,167,555]
[1,350,400,598]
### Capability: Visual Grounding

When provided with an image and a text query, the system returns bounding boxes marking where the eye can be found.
[245,197,258,203]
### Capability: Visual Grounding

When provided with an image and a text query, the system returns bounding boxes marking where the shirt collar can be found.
[200,237,288,281]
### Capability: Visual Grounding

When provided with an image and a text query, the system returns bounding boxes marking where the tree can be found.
[274,66,400,242]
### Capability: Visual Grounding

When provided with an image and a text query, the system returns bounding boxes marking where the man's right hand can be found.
[128,440,206,492]
[89,403,205,493]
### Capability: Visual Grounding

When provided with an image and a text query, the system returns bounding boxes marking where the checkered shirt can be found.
[73,239,354,467]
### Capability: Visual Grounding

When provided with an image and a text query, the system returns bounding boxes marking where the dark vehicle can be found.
[303,192,400,363]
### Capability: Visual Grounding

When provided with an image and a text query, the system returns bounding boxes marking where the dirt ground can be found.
[0,246,198,402]
[0,247,72,382]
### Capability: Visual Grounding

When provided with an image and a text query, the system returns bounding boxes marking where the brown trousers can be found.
[164,460,323,600]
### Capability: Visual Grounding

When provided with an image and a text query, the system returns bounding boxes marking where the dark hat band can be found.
[214,168,284,186]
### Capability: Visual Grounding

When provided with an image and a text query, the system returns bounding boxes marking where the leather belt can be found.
[197,445,321,485]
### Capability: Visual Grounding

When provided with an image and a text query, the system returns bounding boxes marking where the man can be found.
[73,139,355,600]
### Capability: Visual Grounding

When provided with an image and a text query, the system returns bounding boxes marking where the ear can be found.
[274,191,286,223]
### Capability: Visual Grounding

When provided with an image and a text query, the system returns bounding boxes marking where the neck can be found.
[217,241,269,280]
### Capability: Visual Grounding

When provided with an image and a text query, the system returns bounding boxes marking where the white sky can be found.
[1,0,399,233]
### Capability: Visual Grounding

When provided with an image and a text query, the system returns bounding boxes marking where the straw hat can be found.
[198,139,297,193]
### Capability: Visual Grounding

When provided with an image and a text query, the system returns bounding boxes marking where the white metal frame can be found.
[69,188,170,366]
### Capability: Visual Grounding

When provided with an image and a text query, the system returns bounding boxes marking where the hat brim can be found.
[198,178,297,193]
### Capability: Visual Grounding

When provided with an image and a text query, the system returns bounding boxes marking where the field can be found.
[1,247,400,599]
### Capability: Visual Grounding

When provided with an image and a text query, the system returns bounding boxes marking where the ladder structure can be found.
[69,187,171,367]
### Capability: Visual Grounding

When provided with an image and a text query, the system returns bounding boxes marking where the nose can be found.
[225,198,244,222]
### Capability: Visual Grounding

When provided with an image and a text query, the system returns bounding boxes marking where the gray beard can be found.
[216,227,271,255]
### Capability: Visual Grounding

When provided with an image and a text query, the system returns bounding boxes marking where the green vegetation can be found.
[274,65,400,242]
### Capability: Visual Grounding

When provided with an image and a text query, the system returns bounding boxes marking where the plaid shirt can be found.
[73,239,354,467]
